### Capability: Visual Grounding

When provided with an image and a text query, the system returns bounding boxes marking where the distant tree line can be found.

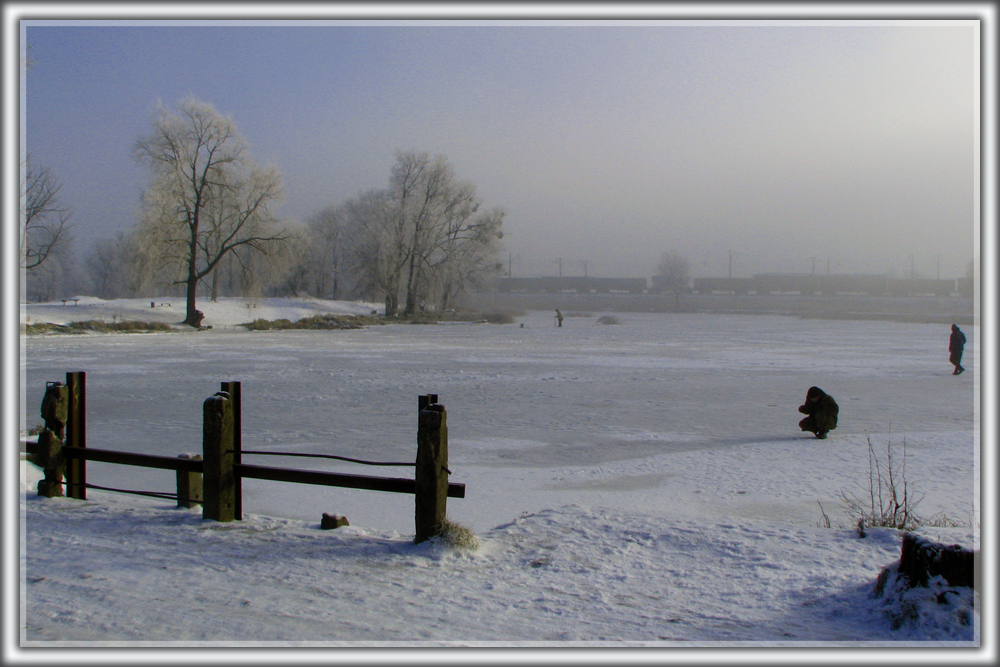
[21,97,506,321]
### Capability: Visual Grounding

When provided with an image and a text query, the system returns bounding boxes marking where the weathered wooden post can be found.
[202,391,236,522]
[220,381,242,519]
[415,394,448,543]
[176,454,203,508]
[65,371,87,499]
[36,381,68,497]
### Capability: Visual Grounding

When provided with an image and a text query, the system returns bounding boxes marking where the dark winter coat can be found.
[798,388,839,434]
[949,328,966,352]
[949,327,966,357]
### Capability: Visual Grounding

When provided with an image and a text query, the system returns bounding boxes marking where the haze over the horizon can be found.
[21,18,978,281]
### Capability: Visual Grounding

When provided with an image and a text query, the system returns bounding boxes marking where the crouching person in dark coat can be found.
[798,386,838,439]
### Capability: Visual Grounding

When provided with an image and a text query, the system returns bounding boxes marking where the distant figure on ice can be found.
[555,309,564,327]
[798,386,838,439]
[949,324,966,375]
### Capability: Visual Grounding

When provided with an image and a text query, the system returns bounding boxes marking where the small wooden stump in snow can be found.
[882,533,978,593]
[900,533,977,589]
[321,513,349,529]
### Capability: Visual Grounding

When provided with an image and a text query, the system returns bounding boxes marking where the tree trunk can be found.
[403,254,419,316]
[385,292,398,317]
[183,233,202,327]
[184,275,202,327]
[211,268,220,302]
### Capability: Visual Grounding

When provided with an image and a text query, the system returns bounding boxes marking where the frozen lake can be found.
[22,311,978,535]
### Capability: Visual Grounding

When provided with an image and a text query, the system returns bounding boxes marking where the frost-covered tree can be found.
[132,97,288,326]
[424,205,505,311]
[345,150,504,315]
[304,204,350,299]
[344,187,407,314]
[83,236,122,299]
[655,250,691,308]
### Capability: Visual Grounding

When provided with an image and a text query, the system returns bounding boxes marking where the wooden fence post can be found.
[176,454,203,508]
[414,395,448,543]
[36,381,68,498]
[220,381,242,519]
[202,391,236,522]
[35,429,65,498]
[65,371,86,499]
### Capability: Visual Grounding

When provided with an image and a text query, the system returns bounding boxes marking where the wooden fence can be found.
[23,372,465,543]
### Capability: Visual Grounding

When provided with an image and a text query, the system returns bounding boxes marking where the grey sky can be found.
[19,16,979,280]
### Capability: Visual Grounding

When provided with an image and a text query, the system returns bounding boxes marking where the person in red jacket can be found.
[949,324,966,375]
[798,386,839,439]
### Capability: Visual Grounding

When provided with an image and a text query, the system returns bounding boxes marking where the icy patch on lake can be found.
[454,437,550,450]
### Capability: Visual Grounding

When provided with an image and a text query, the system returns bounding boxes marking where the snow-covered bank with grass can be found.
[14,298,986,652]
[20,296,383,331]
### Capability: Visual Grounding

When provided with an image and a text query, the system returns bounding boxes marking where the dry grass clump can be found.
[481,311,516,324]
[243,314,382,330]
[24,320,174,334]
[393,309,521,325]
[438,517,479,551]
[840,432,923,533]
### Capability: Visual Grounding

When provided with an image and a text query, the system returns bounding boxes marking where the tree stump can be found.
[898,533,977,590]
[321,513,349,529]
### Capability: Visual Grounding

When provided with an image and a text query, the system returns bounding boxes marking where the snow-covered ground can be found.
[11,297,990,657]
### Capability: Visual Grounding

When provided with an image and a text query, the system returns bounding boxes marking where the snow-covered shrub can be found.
[871,563,977,636]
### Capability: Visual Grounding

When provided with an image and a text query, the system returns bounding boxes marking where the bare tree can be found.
[20,156,72,271]
[24,237,80,303]
[132,97,288,326]
[655,250,691,308]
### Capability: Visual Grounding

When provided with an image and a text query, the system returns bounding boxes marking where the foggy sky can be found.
[18,14,979,281]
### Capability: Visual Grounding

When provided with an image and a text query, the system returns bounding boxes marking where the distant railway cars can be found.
[692,274,962,297]
[497,273,968,298]
[498,277,647,294]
